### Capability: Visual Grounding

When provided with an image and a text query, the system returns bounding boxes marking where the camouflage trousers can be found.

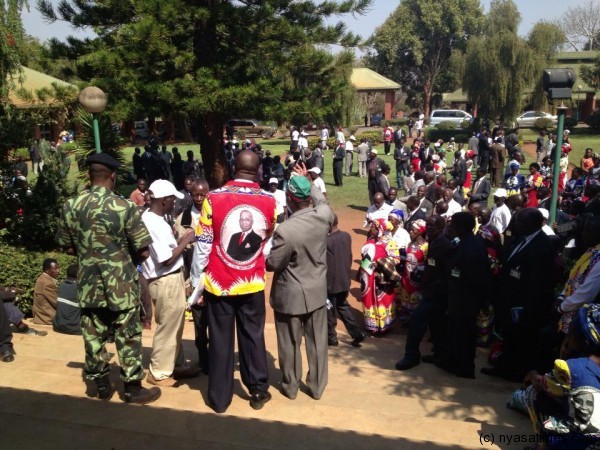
[81,306,144,383]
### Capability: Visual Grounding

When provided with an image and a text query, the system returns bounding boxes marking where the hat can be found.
[466,150,475,158]
[370,149,378,155]
[268,177,278,185]
[431,154,440,162]
[564,129,571,135]
[308,167,321,175]
[149,179,184,199]
[349,135,356,141]
[510,162,520,170]
[86,153,120,170]
[389,209,404,222]
[450,137,455,142]
[410,219,427,235]
[493,188,507,198]
[287,175,311,201]
[434,142,441,148]
[539,208,549,220]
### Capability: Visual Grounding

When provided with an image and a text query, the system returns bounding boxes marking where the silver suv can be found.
[429,109,472,127]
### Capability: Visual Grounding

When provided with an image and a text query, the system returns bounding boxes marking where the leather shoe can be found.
[146,372,178,387]
[249,390,272,410]
[350,334,365,347]
[421,355,440,364]
[280,388,297,400]
[328,340,339,347]
[173,366,201,380]
[1,349,14,363]
[395,358,419,371]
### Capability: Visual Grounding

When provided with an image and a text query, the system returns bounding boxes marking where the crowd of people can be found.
[1,122,600,446]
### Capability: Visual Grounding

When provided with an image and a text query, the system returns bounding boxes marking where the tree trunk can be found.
[198,114,228,188]
[423,84,433,124]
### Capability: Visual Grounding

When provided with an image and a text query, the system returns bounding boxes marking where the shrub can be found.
[563,116,578,130]
[357,131,382,145]
[436,121,459,130]
[533,117,555,131]
[0,242,75,316]
[585,112,600,130]
[386,118,409,127]
[424,127,469,143]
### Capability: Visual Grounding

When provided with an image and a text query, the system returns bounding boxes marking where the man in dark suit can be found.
[404,196,427,231]
[226,210,263,261]
[481,208,555,381]
[467,167,491,208]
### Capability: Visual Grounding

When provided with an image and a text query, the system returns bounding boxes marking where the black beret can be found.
[86,153,120,170]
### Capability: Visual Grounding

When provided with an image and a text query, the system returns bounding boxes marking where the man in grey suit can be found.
[467,167,491,208]
[266,163,334,401]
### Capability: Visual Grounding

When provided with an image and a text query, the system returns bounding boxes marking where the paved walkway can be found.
[0,207,532,449]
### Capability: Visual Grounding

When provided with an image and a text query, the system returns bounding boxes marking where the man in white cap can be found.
[142,179,200,387]
[488,188,511,233]
[308,167,326,196]
[345,135,356,176]
[268,177,287,223]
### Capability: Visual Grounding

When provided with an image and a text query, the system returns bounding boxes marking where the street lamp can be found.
[79,86,107,154]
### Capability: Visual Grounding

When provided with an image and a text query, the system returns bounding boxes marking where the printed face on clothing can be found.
[239,210,254,232]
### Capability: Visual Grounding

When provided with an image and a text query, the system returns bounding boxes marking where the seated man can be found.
[1,287,46,336]
[33,259,60,325]
[53,264,82,335]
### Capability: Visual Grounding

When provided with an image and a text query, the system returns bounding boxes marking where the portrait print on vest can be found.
[223,207,266,263]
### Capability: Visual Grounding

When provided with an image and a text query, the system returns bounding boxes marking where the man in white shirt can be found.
[336,127,345,144]
[268,177,287,222]
[364,192,393,227]
[442,188,462,217]
[142,180,199,387]
[345,135,355,176]
[298,131,309,159]
[308,167,327,195]
[320,125,329,149]
[488,188,511,233]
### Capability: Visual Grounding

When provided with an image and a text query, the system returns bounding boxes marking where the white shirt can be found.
[445,199,462,217]
[336,130,345,143]
[298,136,308,149]
[489,203,511,233]
[320,128,329,141]
[141,211,184,279]
[392,227,411,250]
[345,141,354,152]
[313,177,326,194]
[542,224,555,236]
[364,203,393,227]
[270,189,287,216]
[292,130,299,141]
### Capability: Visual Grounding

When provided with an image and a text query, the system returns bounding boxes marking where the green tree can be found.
[462,0,535,120]
[38,0,370,187]
[367,0,484,120]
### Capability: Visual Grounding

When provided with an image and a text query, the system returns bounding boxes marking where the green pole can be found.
[549,105,567,226]
[92,113,102,153]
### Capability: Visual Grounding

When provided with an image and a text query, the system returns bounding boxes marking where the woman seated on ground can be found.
[508,303,600,450]
[562,167,585,211]
[358,219,401,336]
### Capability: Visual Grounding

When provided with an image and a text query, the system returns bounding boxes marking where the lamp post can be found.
[78,86,107,154]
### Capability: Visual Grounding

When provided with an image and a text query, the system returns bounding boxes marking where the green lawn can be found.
[25,129,600,211]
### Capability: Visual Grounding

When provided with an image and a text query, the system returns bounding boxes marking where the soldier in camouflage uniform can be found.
[56,153,161,404]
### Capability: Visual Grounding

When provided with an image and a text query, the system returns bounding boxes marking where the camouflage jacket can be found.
[56,185,152,310]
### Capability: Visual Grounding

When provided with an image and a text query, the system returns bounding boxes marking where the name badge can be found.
[451,268,460,278]
[505,230,512,237]
[510,269,521,279]
[428,258,436,267]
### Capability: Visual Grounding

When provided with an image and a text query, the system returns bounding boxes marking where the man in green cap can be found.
[56,152,161,404]
[266,163,334,401]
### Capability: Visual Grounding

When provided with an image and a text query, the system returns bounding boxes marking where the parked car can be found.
[515,111,558,128]
[429,109,473,127]
[133,120,149,139]
[226,119,276,139]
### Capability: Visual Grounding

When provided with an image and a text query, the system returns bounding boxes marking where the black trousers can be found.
[327,292,363,343]
[191,303,209,372]
[404,296,446,362]
[206,291,269,411]
[0,299,13,353]
[446,315,477,377]
[384,141,391,155]
[333,163,343,186]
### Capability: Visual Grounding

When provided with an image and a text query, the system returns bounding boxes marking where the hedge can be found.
[585,112,600,130]
[563,116,578,130]
[0,242,76,316]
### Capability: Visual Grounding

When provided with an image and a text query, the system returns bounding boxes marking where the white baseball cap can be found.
[269,177,278,184]
[149,179,184,199]
[308,167,321,175]
[349,135,356,141]
[493,188,507,198]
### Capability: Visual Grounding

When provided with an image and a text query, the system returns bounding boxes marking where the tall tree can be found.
[38,0,370,187]
[367,0,484,120]
[1,0,27,107]
[462,0,535,120]
[557,0,600,51]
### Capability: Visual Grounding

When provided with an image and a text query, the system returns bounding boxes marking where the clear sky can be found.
[21,0,593,43]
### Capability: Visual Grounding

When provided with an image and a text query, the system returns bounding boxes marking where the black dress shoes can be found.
[351,334,366,347]
[250,390,272,410]
[395,358,420,371]
[328,340,339,347]
[1,348,14,363]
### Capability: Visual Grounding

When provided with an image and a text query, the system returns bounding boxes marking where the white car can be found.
[515,111,558,128]
[429,109,472,127]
